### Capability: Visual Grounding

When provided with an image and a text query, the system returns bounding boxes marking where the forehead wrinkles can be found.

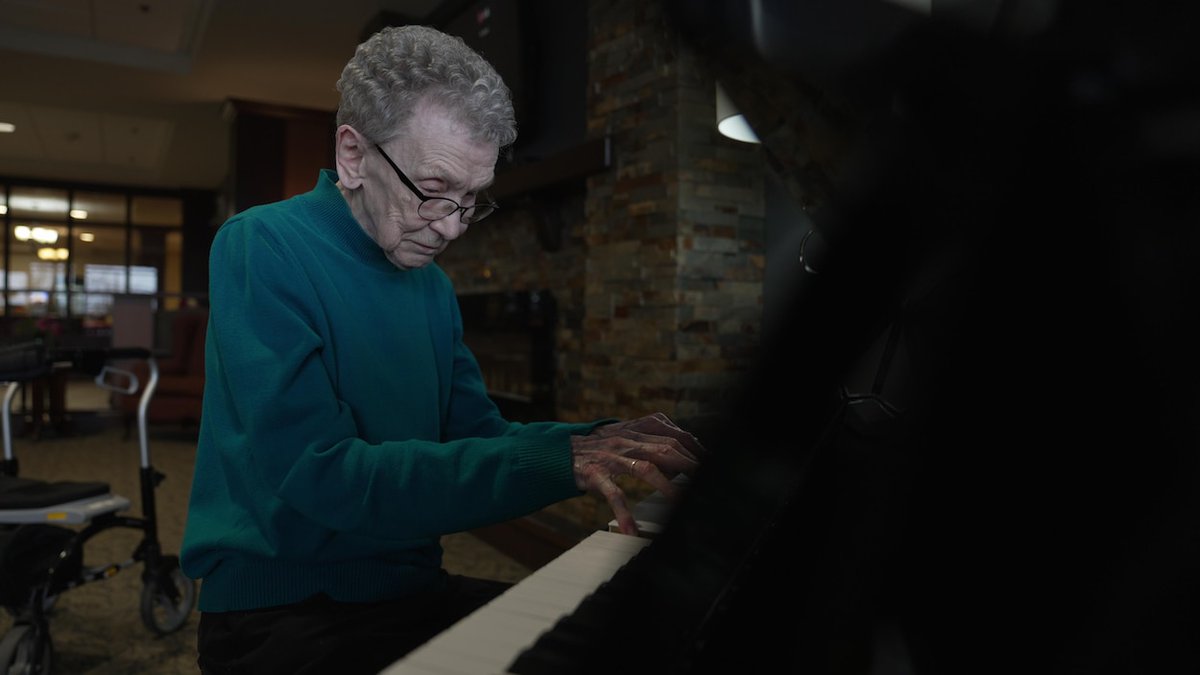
[418,144,495,191]
[393,100,496,190]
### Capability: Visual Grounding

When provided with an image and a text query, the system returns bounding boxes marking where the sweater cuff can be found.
[512,429,583,500]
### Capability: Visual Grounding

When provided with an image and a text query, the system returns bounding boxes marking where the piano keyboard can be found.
[380,528,651,675]
[382,478,687,674]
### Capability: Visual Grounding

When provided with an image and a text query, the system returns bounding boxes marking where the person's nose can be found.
[427,211,468,241]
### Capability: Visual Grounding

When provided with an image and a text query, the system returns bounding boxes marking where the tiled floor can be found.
[1,382,534,674]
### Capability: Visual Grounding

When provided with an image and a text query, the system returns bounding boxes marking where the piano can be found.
[395,0,1200,672]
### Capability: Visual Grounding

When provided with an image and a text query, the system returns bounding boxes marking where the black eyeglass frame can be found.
[373,143,499,224]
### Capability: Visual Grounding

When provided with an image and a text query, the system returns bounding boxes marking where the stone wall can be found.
[589,2,765,423]
[443,0,765,428]
[440,0,768,532]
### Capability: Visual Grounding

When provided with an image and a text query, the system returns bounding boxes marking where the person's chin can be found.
[387,249,435,270]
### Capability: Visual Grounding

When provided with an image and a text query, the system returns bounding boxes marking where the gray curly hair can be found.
[336,25,517,148]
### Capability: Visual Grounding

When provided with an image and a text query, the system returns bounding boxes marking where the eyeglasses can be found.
[374,144,498,224]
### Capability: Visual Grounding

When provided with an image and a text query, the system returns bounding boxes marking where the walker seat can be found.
[0,475,131,525]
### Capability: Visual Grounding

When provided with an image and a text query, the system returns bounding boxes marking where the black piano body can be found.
[506,1,1200,674]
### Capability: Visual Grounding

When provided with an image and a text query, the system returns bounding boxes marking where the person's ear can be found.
[334,125,368,189]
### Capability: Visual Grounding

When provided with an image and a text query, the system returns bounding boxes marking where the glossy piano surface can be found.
[393,0,1200,671]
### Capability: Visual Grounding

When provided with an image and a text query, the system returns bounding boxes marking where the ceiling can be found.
[0,0,446,192]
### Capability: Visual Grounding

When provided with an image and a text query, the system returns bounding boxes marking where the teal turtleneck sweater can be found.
[182,170,597,612]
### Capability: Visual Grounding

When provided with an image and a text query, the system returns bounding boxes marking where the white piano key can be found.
[402,645,499,675]
[411,612,548,669]
[486,594,567,623]
[380,527,656,674]
[496,572,593,611]
[378,657,463,675]
[576,529,650,552]
[532,555,631,585]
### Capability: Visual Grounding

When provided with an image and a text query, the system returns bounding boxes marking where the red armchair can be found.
[120,310,207,435]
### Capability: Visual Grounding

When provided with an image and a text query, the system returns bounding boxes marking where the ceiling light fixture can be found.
[9,196,69,214]
[14,226,59,244]
[0,122,14,134]
[69,209,88,219]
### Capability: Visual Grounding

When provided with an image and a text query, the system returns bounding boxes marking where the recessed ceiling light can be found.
[70,209,88,219]
[0,123,14,134]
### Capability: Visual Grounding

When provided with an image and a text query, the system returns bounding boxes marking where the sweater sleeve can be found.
[200,215,582,546]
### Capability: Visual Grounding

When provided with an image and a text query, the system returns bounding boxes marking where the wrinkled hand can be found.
[570,412,706,535]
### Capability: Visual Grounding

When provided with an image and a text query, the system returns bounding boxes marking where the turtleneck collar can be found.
[303,169,398,272]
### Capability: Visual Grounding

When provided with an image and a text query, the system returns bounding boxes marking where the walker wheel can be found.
[139,559,196,635]
[0,622,53,675]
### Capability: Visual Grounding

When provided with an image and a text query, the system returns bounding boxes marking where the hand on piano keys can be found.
[607,475,690,538]
[571,413,705,536]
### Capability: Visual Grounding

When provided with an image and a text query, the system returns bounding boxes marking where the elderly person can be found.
[182,24,703,675]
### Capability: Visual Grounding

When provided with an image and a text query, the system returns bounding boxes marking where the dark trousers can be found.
[197,575,512,675]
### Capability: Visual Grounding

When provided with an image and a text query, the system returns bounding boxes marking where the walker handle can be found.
[94,365,139,395]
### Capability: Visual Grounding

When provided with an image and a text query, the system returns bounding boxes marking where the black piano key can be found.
[557,592,612,628]
[508,649,579,675]
[507,551,659,675]
[509,624,600,675]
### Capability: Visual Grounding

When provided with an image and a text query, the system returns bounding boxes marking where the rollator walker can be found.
[0,339,196,674]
